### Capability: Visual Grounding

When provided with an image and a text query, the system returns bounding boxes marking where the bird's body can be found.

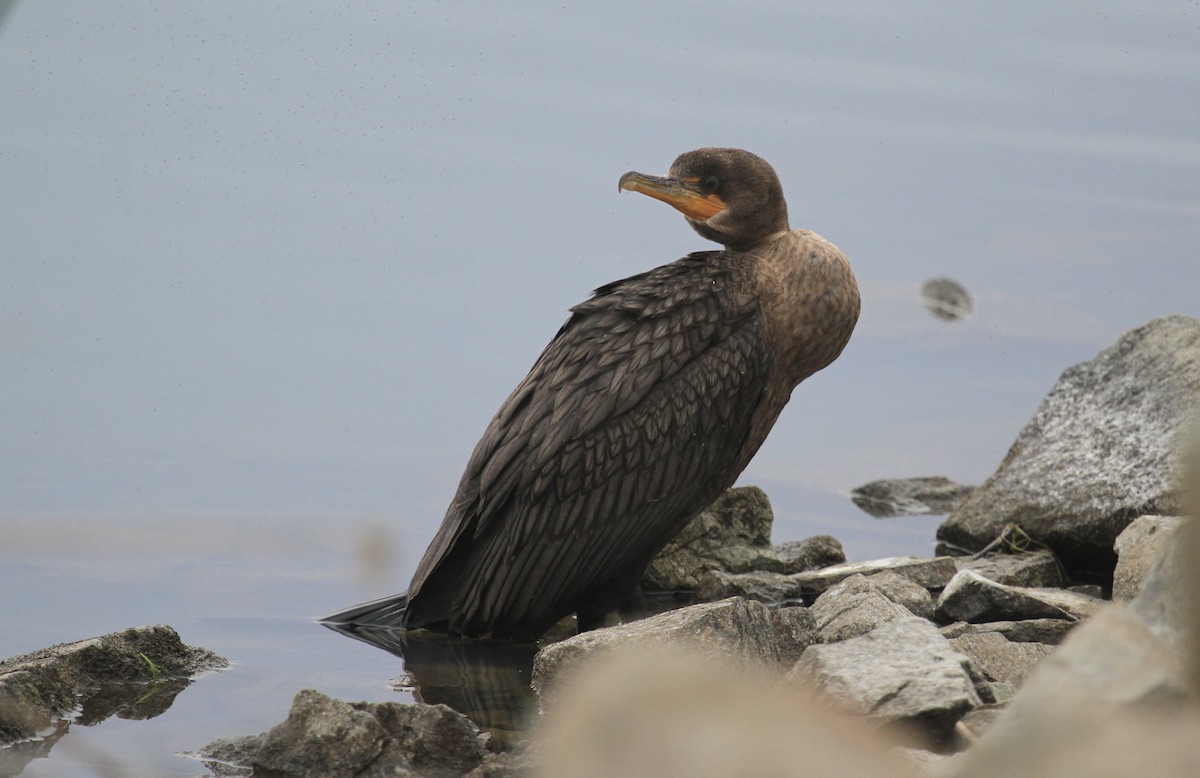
[324,148,859,641]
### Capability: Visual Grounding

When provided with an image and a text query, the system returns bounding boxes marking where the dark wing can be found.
[405,251,772,638]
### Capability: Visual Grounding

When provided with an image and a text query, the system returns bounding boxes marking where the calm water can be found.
[3,1,1199,773]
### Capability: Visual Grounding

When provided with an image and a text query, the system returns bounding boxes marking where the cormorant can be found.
[324,148,860,641]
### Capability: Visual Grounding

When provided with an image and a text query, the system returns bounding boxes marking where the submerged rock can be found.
[850,476,975,517]
[937,316,1200,577]
[643,486,786,590]
[0,625,226,745]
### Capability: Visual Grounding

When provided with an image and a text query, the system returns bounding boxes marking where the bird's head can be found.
[619,147,789,251]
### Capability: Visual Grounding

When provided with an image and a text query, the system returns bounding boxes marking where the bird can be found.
[323,148,860,641]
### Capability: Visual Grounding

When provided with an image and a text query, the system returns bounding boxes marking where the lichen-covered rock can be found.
[0,625,227,745]
[937,316,1200,577]
[643,486,786,590]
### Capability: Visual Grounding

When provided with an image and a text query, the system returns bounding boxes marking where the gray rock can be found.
[953,550,1065,588]
[694,570,804,603]
[254,690,391,778]
[773,534,846,573]
[850,476,975,517]
[947,632,1054,687]
[939,618,1077,646]
[790,555,958,595]
[643,486,786,590]
[1130,516,1200,657]
[790,616,990,742]
[0,625,227,744]
[937,315,1200,577]
[532,597,784,698]
[934,569,1102,623]
[865,570,935,619]
[1113,515,1185,601]
[810,575,913,643]
[770,606,819,666]
[941,604,1194,778]
[198,690,493,778]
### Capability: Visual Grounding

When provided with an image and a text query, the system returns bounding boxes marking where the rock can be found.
[947,632,1054,688]
[790,616,991,743]
[850,476,975,517]
[0,625,227,745]
[198,690,494,778]
[920,276,973,321]
[770,606,819,666]
[254,690,390,778]
[809,575,912,643]
[939,618,1077,646]
[934,569,1102,623]
[694,570,804,603]
[536,644,913,778]
[953,549,1065,588]
[643,486,786,590]
[1130,516,1200,658]
[865,570,935,619]
[789,556,958,596]
[773,534,846,573]
[1113,515,1186,601]
[532,598,784,698]
[941,604,1194,778]
[937,316,1200,577]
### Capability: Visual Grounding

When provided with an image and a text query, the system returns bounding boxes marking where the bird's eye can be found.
[701,175,720,192]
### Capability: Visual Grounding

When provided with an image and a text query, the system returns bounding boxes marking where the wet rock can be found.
[939,618,1077,646]
[643,486,786,590]
[1113,514,1185,601]
[947,632,1054,688]
[198,689,495,778]
[920,276,973,321]
[0,625,227,745]
[790,616,991,743]
[694,570,803,603]
[953,549,1065,588]
[937,315,1200,577]
[934,569,1102,624]
[773,534,846,573]
[809,575,911,643]
[865,570,935,619]
[790,556,958,595]
[532,598,784,698]
[850,476,975,517]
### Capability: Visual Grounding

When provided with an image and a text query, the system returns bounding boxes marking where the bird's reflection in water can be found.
[323,623,540,746]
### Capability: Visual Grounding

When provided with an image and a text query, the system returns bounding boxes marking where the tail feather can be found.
[320,592,410,628]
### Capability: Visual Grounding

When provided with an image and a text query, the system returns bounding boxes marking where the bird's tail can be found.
[320,592,410,628]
